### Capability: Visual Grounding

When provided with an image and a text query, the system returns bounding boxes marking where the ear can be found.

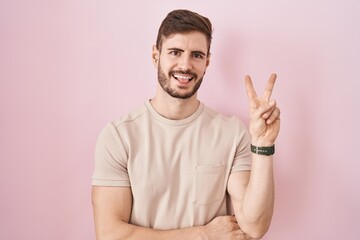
[206,52,211,67]
[152,45,160,68]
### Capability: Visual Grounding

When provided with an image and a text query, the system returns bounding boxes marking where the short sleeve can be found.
[231,119,252,172]
[92,122,131,186]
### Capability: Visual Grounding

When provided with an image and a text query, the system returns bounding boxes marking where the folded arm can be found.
[92,186,206,240]
[92,186,248,240]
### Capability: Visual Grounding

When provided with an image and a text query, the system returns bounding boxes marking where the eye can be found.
[193,53,204,59]
[169,51,180,56]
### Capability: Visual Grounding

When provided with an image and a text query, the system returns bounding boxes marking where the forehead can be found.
[161,32,208,52]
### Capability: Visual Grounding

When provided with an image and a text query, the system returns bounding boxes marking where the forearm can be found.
[238,153,274,238]
[95,220,206,240]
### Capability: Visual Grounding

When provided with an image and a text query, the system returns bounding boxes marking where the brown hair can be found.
[156,9,213,54]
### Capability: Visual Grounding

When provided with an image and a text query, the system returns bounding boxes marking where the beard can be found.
[157,63,204,99]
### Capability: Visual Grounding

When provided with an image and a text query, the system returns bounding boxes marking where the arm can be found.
[228,73,280,239]
[92,186,203,240]
[228,162,274,239]
[92,186,245,240]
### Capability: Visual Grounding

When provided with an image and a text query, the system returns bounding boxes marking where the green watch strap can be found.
[251,144,275,156]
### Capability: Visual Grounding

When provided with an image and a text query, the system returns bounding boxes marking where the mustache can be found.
[169,70,198,79]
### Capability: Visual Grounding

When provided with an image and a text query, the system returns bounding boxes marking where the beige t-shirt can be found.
[92,101,252,229]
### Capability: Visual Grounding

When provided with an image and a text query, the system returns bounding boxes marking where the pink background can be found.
[1,0,359,239]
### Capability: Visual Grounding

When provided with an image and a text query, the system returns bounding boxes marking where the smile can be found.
[172,74,194,83]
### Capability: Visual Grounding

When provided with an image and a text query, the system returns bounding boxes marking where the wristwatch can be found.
[251,144,275,156]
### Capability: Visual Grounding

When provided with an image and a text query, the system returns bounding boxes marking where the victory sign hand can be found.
[245,73,280,146]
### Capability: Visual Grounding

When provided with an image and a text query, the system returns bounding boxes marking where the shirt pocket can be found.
[193,164,226,205]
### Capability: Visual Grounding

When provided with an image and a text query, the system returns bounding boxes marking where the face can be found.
[153,31,210,99]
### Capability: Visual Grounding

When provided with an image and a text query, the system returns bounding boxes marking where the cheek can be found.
[161,62,176,74]
[159,63,169,73]
[197,63,208,75]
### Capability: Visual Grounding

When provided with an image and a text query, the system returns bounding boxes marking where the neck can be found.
[150,88,200,120]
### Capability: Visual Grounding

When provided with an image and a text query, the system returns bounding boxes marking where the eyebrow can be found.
[167,48,207,57]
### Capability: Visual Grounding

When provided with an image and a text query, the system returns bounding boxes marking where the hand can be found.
[203,216,249,240]
[245,73,280,146]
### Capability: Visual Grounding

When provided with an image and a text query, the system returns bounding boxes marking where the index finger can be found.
[263,73,277,100]
[244,75,257,101]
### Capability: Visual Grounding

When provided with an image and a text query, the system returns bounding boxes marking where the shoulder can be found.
[110,103,149,129]
[202,104,242,124]
[201,104,248,134]
[97,103,149,140]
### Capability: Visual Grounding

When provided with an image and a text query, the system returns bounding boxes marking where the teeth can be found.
[173,74,193,80]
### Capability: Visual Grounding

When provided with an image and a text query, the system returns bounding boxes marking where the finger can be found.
[261,100,276,119]
[233,229,248,239]
[244,75,258,101]
[232,222,240,231]
[254,100,276,119]
[266,107,281,124]
[263,73,277,100]
[230,215,238,222]
[233,228,244,234]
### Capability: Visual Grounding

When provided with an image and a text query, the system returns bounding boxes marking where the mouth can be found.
[172,73,194,83]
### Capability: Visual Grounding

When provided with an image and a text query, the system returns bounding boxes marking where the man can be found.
[92,9,280,240]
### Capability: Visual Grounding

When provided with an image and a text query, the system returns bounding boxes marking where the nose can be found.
[177,55,192,70]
